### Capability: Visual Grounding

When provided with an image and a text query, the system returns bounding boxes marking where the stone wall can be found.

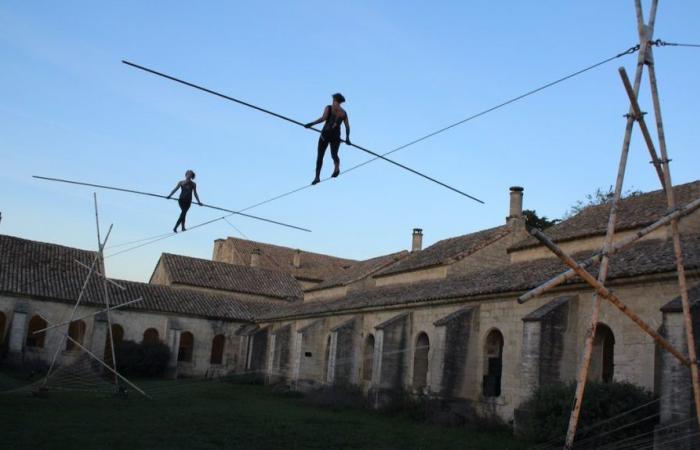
[0,295,245,378]
[258,274,698,423]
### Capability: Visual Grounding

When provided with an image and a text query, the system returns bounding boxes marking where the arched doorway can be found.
[142,328,160,344]
[323,335,331,382]
[26,315,48,348]
[483,329,504,397]
[66,320,86,351]
[590,323,615,383]
[362,334,375,382]
[178,332,194,362]
[210,334,225,365]
[413,332,430,390]
[0,311,6,344]
[104,324,124,366]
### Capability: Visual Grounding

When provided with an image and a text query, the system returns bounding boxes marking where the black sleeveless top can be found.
[321,105,343,142]
[179,180,195,203]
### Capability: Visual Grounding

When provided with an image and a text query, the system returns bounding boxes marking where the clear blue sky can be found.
[2,1,699,282]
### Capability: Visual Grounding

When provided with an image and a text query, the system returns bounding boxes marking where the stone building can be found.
[246,181,700,425]
[0,236,298,378]
[1,181,699,438]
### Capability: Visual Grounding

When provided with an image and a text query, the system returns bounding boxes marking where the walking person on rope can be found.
[167,170,201,232]
[305,93,351,185]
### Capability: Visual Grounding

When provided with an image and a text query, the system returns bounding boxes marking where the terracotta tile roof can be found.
[106,282,280,321]
[0,234,281,321]
[306,251,409,292]
[375,225,511,277]
[261,235,700,320]
[158,253,303,300]
[510,180,700,251]
[217,237,357,282]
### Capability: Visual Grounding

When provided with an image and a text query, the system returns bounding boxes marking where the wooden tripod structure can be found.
[519,1,700,447]
[38,194,148,398]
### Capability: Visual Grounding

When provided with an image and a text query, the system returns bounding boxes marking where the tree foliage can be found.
[518,381,657,447]
[565,186,643,218]
[115,340,171,377]
[523,209,559,230]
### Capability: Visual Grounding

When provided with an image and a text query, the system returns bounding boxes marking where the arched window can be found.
[413,332,430,390]
[143,328,160,344]
[0,311,6,344]
[178,332,194,362]
[362,334,375,382]
[104,324,124,366]
[210,334,225,365]
[590,323,615,383]
[483,329,504,397]
[26,315,48,348]
[66,320,86,351]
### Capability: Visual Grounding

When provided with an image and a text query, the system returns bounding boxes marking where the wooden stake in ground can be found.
[644,33,700,431]
[563,3,654,447]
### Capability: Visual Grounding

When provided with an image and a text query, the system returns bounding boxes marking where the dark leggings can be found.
[316,136,340,175]
[175,199,191,230]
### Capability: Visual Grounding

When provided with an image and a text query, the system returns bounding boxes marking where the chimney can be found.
[509,186,524,218]
[411,228,423,252]
[293,249,301,268]
[250,248,261,267]
[507,186,526,230]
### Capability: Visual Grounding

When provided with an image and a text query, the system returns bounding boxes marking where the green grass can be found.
[0,377,527,450]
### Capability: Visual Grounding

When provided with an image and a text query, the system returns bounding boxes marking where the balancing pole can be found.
[121,60,484,204]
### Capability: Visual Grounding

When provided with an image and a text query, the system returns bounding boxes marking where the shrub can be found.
[518,381,658,447]
[115,340,170,377]
[305,385,367,411]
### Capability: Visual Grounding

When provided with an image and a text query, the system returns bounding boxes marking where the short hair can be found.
[332,93,345,103]
[187,170,196,179]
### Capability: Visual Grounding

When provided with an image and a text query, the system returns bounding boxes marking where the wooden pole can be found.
[564,3,654,447]
[618,67,666,186]
[94,194,119,388]
[40,225,113,388]
[74,259,126,291]
[645,34,700,431]
[517,196,700,304]
[530,228,689,367]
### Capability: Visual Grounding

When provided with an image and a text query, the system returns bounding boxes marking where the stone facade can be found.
[2,180,699,439]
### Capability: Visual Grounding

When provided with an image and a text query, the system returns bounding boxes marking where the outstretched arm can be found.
[167,182,181,199]
[304,106,330,128]
[343,115,351,145]
[193,183,202,205]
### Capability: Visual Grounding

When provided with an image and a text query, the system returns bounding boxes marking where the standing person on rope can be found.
[166,170,201,232]
[305,93,351,185]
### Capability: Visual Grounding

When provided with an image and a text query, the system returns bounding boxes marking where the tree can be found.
[564,186,642,219]
[523,209,559,230]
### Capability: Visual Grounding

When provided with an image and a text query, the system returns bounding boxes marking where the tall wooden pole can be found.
[644,28,700,430]
[563,2,654,447]
[94,194,119,388]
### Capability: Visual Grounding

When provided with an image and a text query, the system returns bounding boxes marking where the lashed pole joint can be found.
[529,227,690,367]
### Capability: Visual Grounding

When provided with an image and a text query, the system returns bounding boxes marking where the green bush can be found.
[518,381,657,447]
[115,340,170,377]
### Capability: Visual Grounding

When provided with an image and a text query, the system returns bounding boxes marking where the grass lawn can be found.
[0,375,527,450]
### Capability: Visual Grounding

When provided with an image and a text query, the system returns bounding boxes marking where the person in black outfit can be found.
[305,93,351,185]
[167,170,201,232]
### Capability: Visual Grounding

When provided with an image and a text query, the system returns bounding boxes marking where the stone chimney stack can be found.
[507,186,526,230]
[250,248,261,267]
[509,186,524,218]
[411,228,423,252]
[293,249,301,268]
